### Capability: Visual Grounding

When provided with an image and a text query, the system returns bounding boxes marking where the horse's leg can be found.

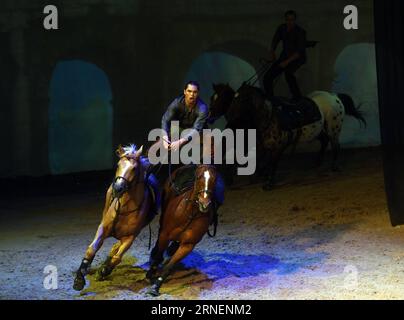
[166,241,180,257]
[147,242,195,296]
[327,123,342,171]
[260,148,272,177]
[223,163,236,186]
[222,140,235,186]
[262,162,276,190]
[322,99,343,172]
[330,138,341,171]
[262,149,282,191]
[95,240,120,280]
[146,232,170,280]
[316,131,329,166]
[73,223,107,291]
[97,235,135,280]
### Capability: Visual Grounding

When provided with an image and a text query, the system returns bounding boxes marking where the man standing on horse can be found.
[263,10,307,102]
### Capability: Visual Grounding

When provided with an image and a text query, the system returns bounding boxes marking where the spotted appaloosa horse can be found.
[210,83,366,190]
[73,144,160,291]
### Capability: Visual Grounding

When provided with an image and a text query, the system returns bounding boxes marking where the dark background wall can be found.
[0,0,375,178]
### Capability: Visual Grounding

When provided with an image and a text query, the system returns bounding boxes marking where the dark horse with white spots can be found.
[210,83,366,190]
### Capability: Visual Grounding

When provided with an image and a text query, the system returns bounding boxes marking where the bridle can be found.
[109,156,154,249]
[111,175,132,199]
[110,158,145,215]
[180,166,218,237]
[187,168,215,206]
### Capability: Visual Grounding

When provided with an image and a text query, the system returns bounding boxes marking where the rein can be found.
[245,59,273,86]
[110,169,145,216]
[158,138,181,194]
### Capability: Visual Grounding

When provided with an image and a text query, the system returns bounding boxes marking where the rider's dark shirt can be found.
[271,23,307,61]
[161,95,209,141]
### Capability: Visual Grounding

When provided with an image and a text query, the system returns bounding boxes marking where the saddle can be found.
[170,164,224,208]
[171,164,197,195]
[270,96,321,131]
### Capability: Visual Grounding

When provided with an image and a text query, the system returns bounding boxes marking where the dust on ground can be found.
[1,147,403,300]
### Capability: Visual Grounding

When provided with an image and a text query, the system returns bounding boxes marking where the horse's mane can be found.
[213,83,235,102]
[213,83,270,130]
[232,83,272,131]
[122,144,138,157]
[214,83,264,99]
[237,83,266,98]
[214,83,234,93]
[121,144,150,168]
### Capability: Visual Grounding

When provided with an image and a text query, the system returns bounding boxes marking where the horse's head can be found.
[112,144,144,198]
[209,83,236,120]
[226,83,264,129]
[193,165,217,213]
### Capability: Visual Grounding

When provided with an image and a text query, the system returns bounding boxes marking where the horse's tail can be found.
[337,93,367,128]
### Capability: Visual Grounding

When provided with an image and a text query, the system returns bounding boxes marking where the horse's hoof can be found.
[146,285,160,297]
[73,272,86,291]
[96,266,112,281]
[95,273,105,281]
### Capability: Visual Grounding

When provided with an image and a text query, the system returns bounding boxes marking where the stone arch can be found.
[27,28,139,175]
[332,42,380,147]
[206,39,269,70]
[163,39,269,100]
[48,60,113,174]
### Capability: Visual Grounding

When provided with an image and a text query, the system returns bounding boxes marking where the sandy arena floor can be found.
[1,147,403,300]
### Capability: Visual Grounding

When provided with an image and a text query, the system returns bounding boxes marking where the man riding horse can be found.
[161,80,209,152]
[160,80,225,214]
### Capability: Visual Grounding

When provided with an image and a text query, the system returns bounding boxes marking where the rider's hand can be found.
[170,138,187,152]
[162,135,170,150]
[170,140,181,152]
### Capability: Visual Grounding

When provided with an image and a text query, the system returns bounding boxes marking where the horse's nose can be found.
[113,178,126,195]
[199,200,211,212]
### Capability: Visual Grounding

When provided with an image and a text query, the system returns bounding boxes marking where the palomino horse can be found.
[73,144,159,291]
[146,164,218,296]
[210,83,366,190]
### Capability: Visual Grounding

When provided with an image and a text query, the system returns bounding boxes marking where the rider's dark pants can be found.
[263,56,306,100]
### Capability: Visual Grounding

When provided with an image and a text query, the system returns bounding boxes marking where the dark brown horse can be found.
[146,164,217,296]
[73,144,159,291]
